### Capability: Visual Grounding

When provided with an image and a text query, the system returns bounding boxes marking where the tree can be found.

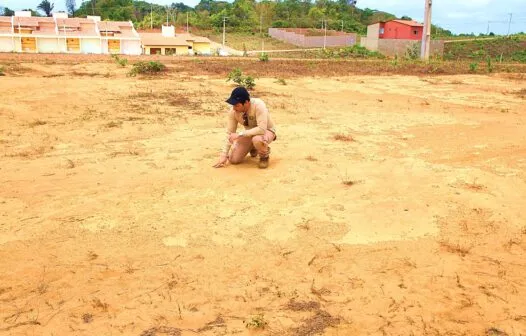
[37,0,55,16]
[400,15,412,20]
[66,0,76,16]
[1,7,15,16]
[171,2,193,12]
[76,0,135,21]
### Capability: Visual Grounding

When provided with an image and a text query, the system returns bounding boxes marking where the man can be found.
[213,86,276,169]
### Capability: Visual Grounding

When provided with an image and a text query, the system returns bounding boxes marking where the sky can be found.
[3,0,526,35]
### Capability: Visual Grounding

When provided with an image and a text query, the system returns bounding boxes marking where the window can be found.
[379,28,385,34]
[150,48,161,55]
[413,30,419,35]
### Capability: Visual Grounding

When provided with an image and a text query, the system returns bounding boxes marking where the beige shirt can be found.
[222,98,276,154]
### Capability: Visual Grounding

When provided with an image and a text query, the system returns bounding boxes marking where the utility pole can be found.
[507,13,512,36]
[91,0,95,15]
[150,4,153,29]
[341,20,344,32]
[186,12,189,32]
[323,19,327,49]
[420,0,432,60]
[222,17,227,47]
[486,21,490,35]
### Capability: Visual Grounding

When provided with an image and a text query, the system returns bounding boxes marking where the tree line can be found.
[1,0,454,36]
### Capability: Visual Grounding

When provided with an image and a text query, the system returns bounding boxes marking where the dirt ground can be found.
[1,59,526,336]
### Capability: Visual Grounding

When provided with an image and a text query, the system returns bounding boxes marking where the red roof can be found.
[389,20,424,27]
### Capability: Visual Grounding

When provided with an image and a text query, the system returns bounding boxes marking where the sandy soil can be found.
[1,60,526,336]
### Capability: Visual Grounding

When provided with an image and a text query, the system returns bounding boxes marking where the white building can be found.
[0,11,141,55]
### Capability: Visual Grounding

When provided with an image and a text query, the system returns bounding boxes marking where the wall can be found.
[145,45,189,55]
[0,37,15,52]
[57,38,67,53]
[367,23,380,40]
[303,35,356,48]
[13,37,21,52]
[37,38,60,53]
[193,42,211,55]
[268,28,356,48]
[101,40,109,54]
[360,37,377,51]
[81,38,102,54]
[121,39,142,55]
[174,45,188,55]
[378,39,444,57]
[361,38,444,57]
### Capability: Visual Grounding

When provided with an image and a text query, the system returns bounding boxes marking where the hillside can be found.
[444,36,526,63]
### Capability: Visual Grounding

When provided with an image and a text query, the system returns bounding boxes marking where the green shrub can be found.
[318,45,385,59]
[391,54,399,67]
[405,43,420,60]
[511,50,526,63]
[486,56,493,73]
[128,61,166,77]
[469,62,478,72]
[259,52,269,62]
[111,54,128,67]
[226,68,256,90]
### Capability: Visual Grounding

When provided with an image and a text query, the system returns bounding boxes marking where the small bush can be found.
[405,43,420,60]
[469,62,478,72]
[486,56,493,73]
[111,54,128,67]
[227,68,256,90]
[0,66,4,76]
[275,78,287,85]
[245,315,267,330]
[318,45,385,59]
[259,52,269,62]
[511,50,526,63]
[391,54,399,67]
[128,61,166,77]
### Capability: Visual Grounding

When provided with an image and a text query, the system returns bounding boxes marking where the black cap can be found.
[226,86,250,105]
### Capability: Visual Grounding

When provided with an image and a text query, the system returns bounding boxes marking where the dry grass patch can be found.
[439,239,473,257]
[6,145,53,158]
[82,313,93,323]
[128,90,198,109]
[333,133,355,142]
[140,326,181,336]
[512,88,526,99]
[485,327,509,336]
[104,121,122,128]
[291,310,340,336]
[459,180,487,191]
[28,119,47,127]
[341,179,358,186]
[91,298,109,312]
[245,314,268,330]
[286,299,321,312]
[71,71,104,77]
